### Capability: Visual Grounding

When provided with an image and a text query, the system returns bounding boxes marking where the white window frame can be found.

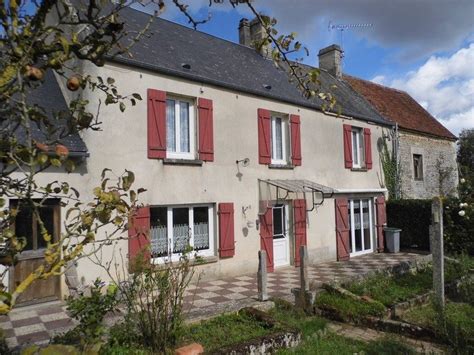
[271,114,289,165]
[151,204,214,263]
[348,198,374,257]
[351,127,364,169]
[166,96,196,160]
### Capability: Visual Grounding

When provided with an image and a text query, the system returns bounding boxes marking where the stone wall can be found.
[398,131,458,199]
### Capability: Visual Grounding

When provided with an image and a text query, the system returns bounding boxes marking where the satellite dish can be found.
[242,158,250,167]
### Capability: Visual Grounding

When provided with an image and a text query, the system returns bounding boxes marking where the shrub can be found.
[117,253,194,353]
[444,197,474,255]
[54,278,119,350]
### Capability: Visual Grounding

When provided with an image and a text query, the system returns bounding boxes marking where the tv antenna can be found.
[328,21,373,50]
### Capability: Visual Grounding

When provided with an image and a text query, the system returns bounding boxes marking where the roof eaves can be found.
[110,56,394,127]
[398,126,457,141]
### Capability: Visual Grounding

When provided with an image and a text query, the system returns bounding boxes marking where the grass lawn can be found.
[403,301,474,350]
[314,290,386,322]
[271,299,416,355]
[277,333,417,355]
[182,311,284,352]
[344,255,474,307]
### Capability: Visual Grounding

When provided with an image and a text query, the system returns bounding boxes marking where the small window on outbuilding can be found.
[413,154,423,180]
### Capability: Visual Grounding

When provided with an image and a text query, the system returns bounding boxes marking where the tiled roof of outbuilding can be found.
[110,7,391,126]
[344,75,457,140]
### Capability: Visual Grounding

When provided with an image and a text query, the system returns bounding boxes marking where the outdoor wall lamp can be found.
[236,158,250,167]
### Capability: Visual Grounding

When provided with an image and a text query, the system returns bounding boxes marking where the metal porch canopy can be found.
[258,179,335,212]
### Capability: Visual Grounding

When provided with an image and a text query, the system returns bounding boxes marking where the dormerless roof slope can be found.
[344,75,456,140]
[3,70,88,155]
[112,7,390,126]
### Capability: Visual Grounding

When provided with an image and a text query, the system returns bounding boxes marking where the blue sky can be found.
[135,0,474,134]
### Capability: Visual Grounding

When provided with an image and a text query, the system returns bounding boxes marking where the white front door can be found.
[273,204,290,267]
[349,198,374,257]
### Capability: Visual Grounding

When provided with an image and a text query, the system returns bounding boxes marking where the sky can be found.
[134,0,474,135]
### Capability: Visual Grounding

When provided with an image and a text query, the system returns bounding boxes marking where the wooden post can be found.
[257,250,268,301]
[430,196,445,312]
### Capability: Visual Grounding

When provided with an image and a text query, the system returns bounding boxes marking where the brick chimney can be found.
[318,44,343,79]
[238,16,271,58]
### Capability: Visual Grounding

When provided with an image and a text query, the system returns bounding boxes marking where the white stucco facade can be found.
[8,61,390,298]
[55,61,388,286]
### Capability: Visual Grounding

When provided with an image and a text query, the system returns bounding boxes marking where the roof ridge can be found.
[343,73,408,95]
[126,5,264,55]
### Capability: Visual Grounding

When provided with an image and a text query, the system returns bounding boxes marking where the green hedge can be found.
[386,199,431,251]
[444,197,474,255]
[387,198,474,255]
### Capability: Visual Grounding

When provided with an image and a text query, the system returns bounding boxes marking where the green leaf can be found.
[65,160,75,173]
[132,93,142,100]
[50,158,61,167]
[119,102,125,112]
[107,77,115,84]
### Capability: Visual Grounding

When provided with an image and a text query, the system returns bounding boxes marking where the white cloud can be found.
[372,44,474,135]
[151,0,474,61]
[371,75,386,85]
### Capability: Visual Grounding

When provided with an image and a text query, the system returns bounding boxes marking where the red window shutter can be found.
[218,203,235,258]
[290,114,302,166]
[198,98,214,162]
[293,199,307,267]
[257,108,271,165]
[259,207,274,272]
[343,124,353,169]
[364,128,373,169]
[147,89,167,159]
[335,198,350,261]
[128,206,151,270]
[375,196,386,252]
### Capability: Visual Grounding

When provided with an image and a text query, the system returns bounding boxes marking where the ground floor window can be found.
[150,204,214,260]
[348,198,374,256]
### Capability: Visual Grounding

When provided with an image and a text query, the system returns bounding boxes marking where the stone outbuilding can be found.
[344,76,458,199]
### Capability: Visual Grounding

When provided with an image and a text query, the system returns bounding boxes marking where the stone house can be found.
[6,8,402,305]
[345,74,458,199]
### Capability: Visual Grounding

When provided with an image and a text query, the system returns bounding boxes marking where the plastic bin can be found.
[384,227,402,253]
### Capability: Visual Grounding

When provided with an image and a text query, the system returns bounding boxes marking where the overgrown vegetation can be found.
[183,311,282,352]
[53,279,120,350]
[344,257,473,307]
[315,290,387,322]
[274,298,416,355]
[404,301,474,353]
[379,130,400,199]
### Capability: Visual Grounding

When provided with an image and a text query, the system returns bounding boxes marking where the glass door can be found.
[348,198,374,256]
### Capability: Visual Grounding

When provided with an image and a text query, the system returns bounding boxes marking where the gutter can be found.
[333,188,388,194]
[108,56,395,128]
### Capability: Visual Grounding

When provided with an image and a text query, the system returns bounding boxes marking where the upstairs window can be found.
[413,154,423,180]
[166,97,195,159]
[147,89,214,162]
[271,114,289,165]
[351,127,365,168]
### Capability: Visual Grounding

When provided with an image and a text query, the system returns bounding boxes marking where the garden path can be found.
[0,252,428,349]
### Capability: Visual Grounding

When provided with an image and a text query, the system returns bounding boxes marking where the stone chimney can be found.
[318,44,343,79]
[238,16,272,58]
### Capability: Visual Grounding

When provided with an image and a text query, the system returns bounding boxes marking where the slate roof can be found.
[3,70,88,156]
[111,7,390,126]
[344,75,457,140]
[26,71,88,155]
